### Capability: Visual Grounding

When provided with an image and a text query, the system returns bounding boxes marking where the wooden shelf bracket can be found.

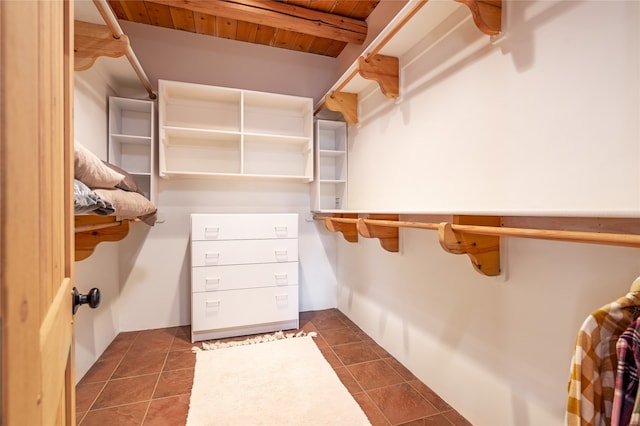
[358,215,400,252]
[323,214,359,243]
[455,0,502,36]
[358,55,400,99]
[325,92,358,125]
[75,216,130,261]
[438,215,501,276]
[74,20,129,71]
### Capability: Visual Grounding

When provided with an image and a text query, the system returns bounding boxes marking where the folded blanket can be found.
[74,179,115,215]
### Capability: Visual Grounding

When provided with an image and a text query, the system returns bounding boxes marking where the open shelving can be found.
[311,119,348,211]
[158,80,313,182]
[108,96,155,202]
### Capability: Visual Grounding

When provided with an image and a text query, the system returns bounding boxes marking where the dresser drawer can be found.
[192,286,299,332]
[192,262,298,292]
[191,213,298,241]
[191,239,298,266]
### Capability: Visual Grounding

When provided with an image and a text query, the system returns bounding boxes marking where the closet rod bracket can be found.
[358,215,400,252]
[358,54,400,99]
[438,215,501,276]
[325,92,358,125]
[74,20,129,71]
[455,0,502,36]
[75,216,130,261]
[323,214,359,243]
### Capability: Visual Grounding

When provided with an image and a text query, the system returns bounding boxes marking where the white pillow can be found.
[74,141,124,188]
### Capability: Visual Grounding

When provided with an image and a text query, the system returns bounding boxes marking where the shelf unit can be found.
[108,96,155,203]
[158,80,313,181]
[311,119,348,211]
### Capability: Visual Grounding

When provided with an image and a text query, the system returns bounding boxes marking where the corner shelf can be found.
[108,96,155,203]
[158,80,313,182]
[312,119,348,211]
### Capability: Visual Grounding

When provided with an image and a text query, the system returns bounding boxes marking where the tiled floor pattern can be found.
[76,309,472,425]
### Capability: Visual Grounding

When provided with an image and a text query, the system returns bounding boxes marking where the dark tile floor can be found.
[76,309,472,425]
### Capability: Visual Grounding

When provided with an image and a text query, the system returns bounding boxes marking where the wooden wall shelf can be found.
[315,0,502,124]
[315,213,640,277]
[74,0,155,99]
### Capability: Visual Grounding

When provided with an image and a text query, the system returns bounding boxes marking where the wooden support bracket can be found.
[357,215,399,252]
[438,215,501,276]
[75,216,130,261]
[358,55,400,99]
[323,214,359,243]
[455,0,502,36]
[325,92,358,125]
[74,20,129,71]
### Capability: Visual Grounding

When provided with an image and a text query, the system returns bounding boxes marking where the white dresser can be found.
[190,213,299,342]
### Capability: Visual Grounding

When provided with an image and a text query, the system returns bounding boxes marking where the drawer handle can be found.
[274,249,288,261]
[274,225,288,237]
[275,294,288,306]
[205,299,221,309]
[274,273,288,285]
[204,252,220,265]
[204,226,220,239]
[205,277,220,290]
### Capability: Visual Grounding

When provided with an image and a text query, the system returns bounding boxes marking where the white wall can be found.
[335,1,640,425]
[116,178,339,332]
[349,0,640,214]
[74,28,341,338]
[73,65,122,381]
[334,232,639,425]
[120,20,336,104]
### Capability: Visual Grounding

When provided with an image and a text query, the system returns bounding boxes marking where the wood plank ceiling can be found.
[108,0,380,57]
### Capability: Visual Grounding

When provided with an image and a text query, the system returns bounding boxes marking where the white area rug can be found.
[187,335,371,426]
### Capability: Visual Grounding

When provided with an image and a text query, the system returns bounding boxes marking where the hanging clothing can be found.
[566,292,640,426]
[612,317,640,426]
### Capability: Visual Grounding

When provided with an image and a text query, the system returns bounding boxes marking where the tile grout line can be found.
[139,330,178,425]
[81,334,137,418]
[314,319,395,426]
[318,315,451,425]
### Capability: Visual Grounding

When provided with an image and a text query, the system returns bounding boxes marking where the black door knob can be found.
[72,287,101,315]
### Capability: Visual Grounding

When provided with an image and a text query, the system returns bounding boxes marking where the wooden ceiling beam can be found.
[145,0,368,44]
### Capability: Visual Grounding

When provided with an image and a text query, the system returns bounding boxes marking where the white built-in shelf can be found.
[312,119,348,211]
[315,0,499,124]
[108,96,155,203]
[158,80,313,182]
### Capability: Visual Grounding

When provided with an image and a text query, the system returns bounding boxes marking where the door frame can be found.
[1,0,76,424]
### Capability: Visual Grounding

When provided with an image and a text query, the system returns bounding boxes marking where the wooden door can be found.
[1,1,76,425]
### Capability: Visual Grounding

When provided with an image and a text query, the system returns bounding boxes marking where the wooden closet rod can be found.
[367,218,640,247]
[314,0,428,114]
[319,216,640,248]
[317,214,640,276]
[92,0,156,100]
[75,219,125,233]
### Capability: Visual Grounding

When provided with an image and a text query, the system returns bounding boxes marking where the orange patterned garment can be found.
[566,293,640,426]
